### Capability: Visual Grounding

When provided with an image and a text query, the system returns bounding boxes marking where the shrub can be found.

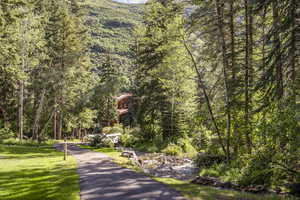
[90,134,115,148]
[0,127,14,142]
[191,126,211,151]
[90,135,103,146]
[200,165,223,178]
[238,153,273,186]
[108,124,123,134]
[83,135,94,143]
[102,127,112,134]
[2,138,52,146]
[162,143,183,156]
[134,141,160,153]
[178,138,198,158]
[120,133,138,147]
[97,138,114,148]
[195,153,226,168]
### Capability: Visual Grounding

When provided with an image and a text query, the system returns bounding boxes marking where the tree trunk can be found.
[244,0,253,154]
[53,96,57,139]
[18,80,24,143]
[58,112,62,140]
[32,89,46,140]
[288,0,297,103]
[229,0,239,157]
[272,0,284,100]
[182,36,227,157]
[215,0,231,160]
[78,126,81,141]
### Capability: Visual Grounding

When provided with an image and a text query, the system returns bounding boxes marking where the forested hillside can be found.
[85,0,143,70]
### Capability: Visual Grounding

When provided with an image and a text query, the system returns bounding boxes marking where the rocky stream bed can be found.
[117,147,199,180]
[117,148,299,198]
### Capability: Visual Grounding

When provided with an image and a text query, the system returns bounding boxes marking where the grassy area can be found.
[79,144,295,200]
[153,177,295,200]
[0,144,80,200]
[1,138,81,146]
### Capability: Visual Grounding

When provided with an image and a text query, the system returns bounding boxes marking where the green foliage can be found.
[237,153,273,186]
[89,135,102,146]
[85,0,142,74]
[0,127,14,142]
[90,135,114,148]
[162,143,183,156]
[102,124,123,134]
[177,137,198,158]
[120,133,138,148]
[102,127,112,134]
[134,0,197,145]
[1,138,57,146]
[108,124,123,134]
[195,154,226,168]
[97,138,114,148]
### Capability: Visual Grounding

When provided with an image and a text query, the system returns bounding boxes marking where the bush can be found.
[191,126,211,151]
[102,127,112,134]
[90,134,114,148]
[199,164,224,178]
[90,135,102,146]
[120,133,138,147]
[178,138,198,158]
[238,153,273,186]
[162,143,183,156]
[83,135,94,143]
[195,153,226,168]
[96,138,114,148]
[2,138,53,146]
[108,124,123,134]
[0,127,14,142]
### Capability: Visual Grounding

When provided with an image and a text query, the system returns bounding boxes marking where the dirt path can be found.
[55,144,186,200]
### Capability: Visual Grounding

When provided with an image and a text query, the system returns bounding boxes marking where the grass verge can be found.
[0,144,80,200]
[79,144,295,200]
[78,144,142,172]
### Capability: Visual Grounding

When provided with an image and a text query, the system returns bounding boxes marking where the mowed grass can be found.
[153,177,295,200]
[0,144,80,200]
[80,144,295,200]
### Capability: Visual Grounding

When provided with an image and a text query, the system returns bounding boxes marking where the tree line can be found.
[132,0,300,189]
[0,0,124,142]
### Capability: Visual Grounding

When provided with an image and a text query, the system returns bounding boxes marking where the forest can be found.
[0,0,299,199]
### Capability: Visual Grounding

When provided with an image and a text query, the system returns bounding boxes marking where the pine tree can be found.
[134,0,197,142]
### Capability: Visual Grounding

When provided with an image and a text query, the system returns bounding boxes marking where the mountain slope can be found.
[85,0,144,69]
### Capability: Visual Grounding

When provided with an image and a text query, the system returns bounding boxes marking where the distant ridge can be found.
[85,0,143,70]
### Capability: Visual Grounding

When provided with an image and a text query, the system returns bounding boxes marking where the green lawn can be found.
[80,144,295,200]
[0,144,80,200]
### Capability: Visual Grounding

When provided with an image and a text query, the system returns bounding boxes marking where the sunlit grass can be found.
[0,144,80,200]
[153,177,295,200]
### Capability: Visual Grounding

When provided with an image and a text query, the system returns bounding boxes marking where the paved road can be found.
[55,144,186,200]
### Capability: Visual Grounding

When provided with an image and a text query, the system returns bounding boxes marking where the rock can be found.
[121,151,137,159]
[122,151,199,180]
[243,185,267,193]
[191,176,218,185]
